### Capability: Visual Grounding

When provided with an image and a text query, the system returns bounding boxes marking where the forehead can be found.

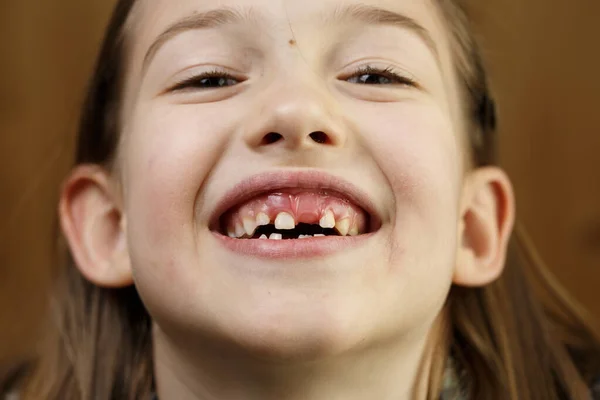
[126,0,453,72]
[132,0,441,28]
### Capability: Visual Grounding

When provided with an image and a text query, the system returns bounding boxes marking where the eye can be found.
[169,69,241,92]
[346,66,416,87]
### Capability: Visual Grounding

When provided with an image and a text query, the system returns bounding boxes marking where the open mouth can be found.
[217,190,370,240]
[209,171,380,258]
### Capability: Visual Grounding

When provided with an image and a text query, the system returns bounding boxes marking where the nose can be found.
[243,80,346,151]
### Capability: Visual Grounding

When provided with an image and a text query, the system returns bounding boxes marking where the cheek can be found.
[354,100,461,295]
[360,101,461,204]
[355,99,462,204]
[121,102,233,276]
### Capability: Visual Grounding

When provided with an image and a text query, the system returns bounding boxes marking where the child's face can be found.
[120,0,467,354]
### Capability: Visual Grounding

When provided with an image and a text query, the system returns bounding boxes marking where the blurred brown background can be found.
[1,0,599,369]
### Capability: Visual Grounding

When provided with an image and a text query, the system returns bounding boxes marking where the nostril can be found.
[309,131,330,144]
[261,132,283,145]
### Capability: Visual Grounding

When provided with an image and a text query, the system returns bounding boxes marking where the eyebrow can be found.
[142,7,256,71]
[326,4,438,57]
[142,3,438,72]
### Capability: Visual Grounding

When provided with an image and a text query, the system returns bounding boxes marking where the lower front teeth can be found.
[265,234,326,240]
[237,233,336,240]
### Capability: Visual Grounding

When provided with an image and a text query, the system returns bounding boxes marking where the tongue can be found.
[223,191,367,233]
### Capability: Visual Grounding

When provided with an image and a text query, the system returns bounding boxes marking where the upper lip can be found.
[210,170,381,232]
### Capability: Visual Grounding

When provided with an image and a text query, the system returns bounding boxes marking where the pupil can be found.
[202,77,228,87]
[360,74,389,85]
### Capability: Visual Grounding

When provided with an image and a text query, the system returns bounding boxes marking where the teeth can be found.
[269,233,283,240]
[314,234,325,237]
[274,212,295,230]
[335,218,350,236]
[234,223,245,238]
[259,234,268,239]
[319,210,335,229]
[256,212,270,226]
[243,217,257,236]
[349,225,359,236]
[299,235,312,239]
[227,230,237,238]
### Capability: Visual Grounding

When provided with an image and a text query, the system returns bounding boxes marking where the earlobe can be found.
[453,167,515,287]
[58,165,133,288]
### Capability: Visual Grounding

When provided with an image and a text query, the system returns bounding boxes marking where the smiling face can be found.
[114,0,467,357]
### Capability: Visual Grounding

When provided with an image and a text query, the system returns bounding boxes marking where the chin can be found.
[221,316,367,362]
[151,284,373,363]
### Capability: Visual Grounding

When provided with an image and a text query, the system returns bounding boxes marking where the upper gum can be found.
[224,191,366,229]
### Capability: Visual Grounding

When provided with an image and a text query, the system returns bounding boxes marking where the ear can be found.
[58,165,133,287]
[453,167,515,287]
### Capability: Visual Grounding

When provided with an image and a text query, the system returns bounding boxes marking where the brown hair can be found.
[10,0,600,399]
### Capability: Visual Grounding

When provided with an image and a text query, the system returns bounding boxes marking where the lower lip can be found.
[211,232,376,259]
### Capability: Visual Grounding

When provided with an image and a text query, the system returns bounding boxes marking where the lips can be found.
[209,171,381,258]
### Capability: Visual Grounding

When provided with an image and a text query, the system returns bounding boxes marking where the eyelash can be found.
[346,65,417,87]
[169,69,239,92]
[168,65,417,92]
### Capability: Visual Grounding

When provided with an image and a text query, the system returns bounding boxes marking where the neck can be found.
[153,322,445,400]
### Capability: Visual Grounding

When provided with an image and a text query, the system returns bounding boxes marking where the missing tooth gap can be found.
[252,223,337,239]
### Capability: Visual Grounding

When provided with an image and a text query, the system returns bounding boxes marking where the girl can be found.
[4,0,600,398]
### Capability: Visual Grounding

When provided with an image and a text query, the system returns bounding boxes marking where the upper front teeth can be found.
[274,212,295,230]
[243,218,257,236]
[234,223,245,238]
[319,210,335,229]
[227,209,360,238]
[235,214,270,238]
[256,212,270,226]
[335,218,350,236]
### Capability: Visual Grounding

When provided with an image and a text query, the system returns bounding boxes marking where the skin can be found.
[59,0,515,399]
